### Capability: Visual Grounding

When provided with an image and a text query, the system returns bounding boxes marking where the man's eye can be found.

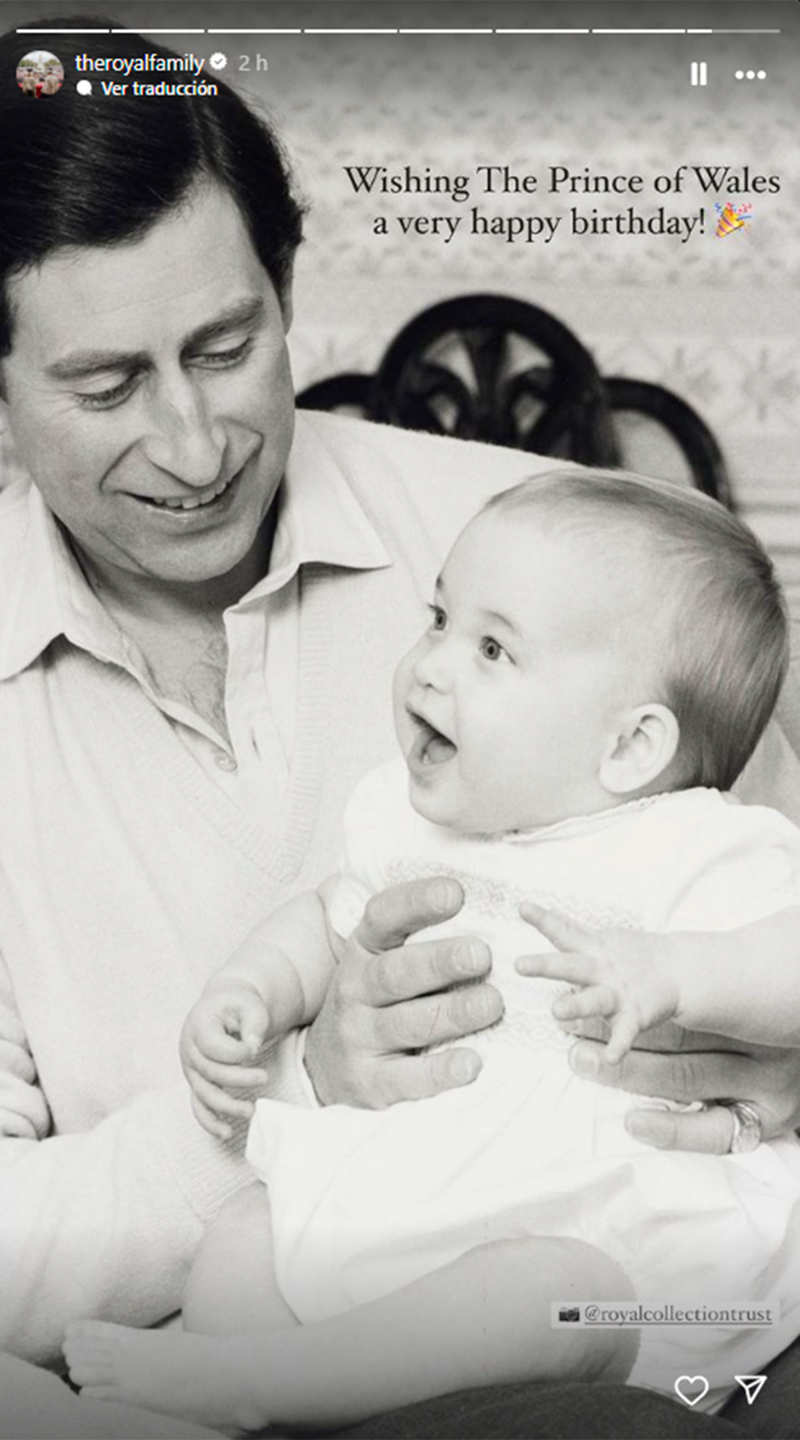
[74,339,253,411]
[75,376,137,411]
[479,636,510,663]
[195,339,253,368]
[427,604,447,632]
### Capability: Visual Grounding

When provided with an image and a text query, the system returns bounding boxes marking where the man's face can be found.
[0,182,295,588]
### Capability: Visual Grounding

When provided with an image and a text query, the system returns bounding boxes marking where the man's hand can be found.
[304,878,502,1107]
[517,902,800,1153]
[180,980,270,1140]
[566,1031,800,1153]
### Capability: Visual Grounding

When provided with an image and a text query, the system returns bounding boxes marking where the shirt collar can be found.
[0,410,391,680]
[233,411,391,610]
[0,480,127,680]
[500,789,714,846]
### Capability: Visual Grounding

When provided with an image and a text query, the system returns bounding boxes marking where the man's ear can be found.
[600,703,680,796]
[278,265,294,332]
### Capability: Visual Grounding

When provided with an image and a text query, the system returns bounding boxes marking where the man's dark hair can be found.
[0,17,306,357]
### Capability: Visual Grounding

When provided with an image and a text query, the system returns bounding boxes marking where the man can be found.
[1,19,800,1438]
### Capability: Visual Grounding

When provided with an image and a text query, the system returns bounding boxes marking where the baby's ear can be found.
[600,703,680,796]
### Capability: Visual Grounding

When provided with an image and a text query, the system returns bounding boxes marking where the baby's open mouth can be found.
[407,710,457,767]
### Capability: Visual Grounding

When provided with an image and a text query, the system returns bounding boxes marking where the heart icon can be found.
[674,1375,710,1408]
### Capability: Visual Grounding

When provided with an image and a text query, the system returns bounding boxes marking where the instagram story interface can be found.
[0,1,799,1436]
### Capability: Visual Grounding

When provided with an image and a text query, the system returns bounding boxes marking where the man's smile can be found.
[129,467,243,520]
[140,473,235,511]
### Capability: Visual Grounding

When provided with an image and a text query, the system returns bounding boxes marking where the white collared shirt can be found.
[0,414,391,831]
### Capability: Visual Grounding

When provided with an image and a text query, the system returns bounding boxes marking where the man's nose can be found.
[139,375,226,487]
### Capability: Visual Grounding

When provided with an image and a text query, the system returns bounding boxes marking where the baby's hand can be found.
[180,980,271,1139]
[516,903,682,1064]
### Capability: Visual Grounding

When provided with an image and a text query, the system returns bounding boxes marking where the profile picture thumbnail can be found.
[16,49,64,98]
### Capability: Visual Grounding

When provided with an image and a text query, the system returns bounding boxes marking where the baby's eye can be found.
[427,604,447,632]
[479,636,510,663]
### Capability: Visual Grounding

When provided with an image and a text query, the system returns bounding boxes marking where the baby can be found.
[66,470,800,1432]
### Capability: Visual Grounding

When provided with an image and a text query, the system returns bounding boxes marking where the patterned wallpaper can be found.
[2,0,798,583]
[243,2,800,600]
[244,6,797,495]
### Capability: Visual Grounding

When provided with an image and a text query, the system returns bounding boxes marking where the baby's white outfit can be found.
[248,760,800,1408]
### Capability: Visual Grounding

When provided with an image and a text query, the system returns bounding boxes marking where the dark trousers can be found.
[314,1333,800,1440]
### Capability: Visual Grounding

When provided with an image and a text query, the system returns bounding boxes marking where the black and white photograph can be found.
[1,2,799,1436]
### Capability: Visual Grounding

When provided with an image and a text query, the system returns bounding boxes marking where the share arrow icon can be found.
[734,1375,767,1405]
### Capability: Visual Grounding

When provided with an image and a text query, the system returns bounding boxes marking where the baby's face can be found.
[394,507,645,834]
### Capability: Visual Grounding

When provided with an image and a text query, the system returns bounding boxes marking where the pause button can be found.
[690,61,708,86]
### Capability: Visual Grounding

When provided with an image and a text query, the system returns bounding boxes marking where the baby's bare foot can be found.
[64,1321,267,1432]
